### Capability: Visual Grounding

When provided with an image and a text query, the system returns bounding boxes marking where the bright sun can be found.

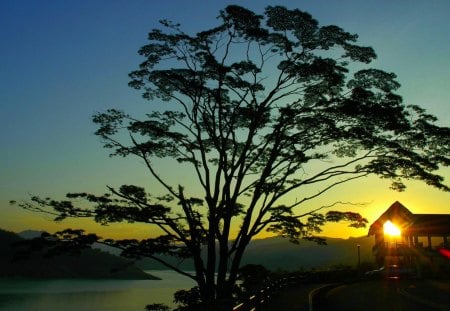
[384,220,401,236]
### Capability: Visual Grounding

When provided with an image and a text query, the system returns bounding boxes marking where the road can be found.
[315,279,450,311]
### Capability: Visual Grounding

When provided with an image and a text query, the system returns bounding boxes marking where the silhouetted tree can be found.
[237,264,270,294]
[145,304,171,311]
[15,5,449,310]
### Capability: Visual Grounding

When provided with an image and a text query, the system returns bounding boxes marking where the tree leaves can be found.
[14,4,449,309]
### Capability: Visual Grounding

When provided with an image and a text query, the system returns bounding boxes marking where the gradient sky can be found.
[1,0,449,240]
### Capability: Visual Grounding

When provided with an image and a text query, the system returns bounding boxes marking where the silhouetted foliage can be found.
[14,5,449,310]
[173,287,203,311]
[238,264,270,294]
[0,229,154,279]
[145,303,171,311]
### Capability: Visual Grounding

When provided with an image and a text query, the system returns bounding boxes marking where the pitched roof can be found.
[368,201,413,235]
[408,214,450,235]
[368,201,450,236]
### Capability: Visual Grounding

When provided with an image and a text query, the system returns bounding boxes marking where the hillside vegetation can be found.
[136,236,375,271]
[0,229,158,279]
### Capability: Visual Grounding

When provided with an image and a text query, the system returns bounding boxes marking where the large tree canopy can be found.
[16,5,449,310]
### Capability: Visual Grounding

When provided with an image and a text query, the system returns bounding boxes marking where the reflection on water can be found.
[0,270,195,311]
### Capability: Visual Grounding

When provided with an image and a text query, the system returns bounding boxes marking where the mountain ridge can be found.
[9,229,376,272]
[136,235,375,271]
[0,229,159,279]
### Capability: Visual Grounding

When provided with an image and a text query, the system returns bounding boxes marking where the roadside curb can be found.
[308,283,341,311]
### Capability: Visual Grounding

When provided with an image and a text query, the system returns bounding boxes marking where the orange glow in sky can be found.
[1,1,449,241]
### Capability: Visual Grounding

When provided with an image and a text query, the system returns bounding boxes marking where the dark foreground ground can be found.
[263,279,450,311]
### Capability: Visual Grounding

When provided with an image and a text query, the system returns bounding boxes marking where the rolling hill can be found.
[242,235,374,271]
[0,229,158,279]
[136,235,375,271]
[5,229,376,273]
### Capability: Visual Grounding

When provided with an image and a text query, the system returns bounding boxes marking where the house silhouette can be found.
[368,201,450,276]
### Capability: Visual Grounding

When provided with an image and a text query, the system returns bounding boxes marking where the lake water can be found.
[0,271,196,311]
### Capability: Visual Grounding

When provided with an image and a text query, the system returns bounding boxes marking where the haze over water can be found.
[0,270,194,311]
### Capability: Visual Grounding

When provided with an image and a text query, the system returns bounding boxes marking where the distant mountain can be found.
[17,229,44,240]
[12,229,375,273]
[136,236,375,271]
[241,236,374,271]
[92,242,122,256]
[18,230,123,256]
[0,229,159,279]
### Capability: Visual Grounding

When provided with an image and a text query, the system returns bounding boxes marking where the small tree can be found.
[237,264,270,295]
[16,5,449,310]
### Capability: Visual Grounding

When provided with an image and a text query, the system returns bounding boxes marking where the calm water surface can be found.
[0,270,195,311]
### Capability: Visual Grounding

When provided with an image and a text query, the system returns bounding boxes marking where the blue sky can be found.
[1,0,449,238]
